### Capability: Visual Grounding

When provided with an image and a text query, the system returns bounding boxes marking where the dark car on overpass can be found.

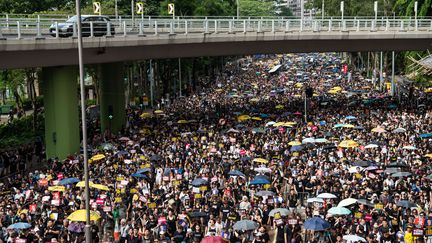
[49,15,115,37]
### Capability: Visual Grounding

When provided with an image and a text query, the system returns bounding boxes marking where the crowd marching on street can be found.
[0,53,431,243]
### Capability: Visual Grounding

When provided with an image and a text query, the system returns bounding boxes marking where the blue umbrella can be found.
[137,168,152,174]
[116,150,129,156]
[7,223,32,230]
[345,116,357,120]
[131,173,149,179]
[303,217,331,231]
[249,177,270,185]
[333,124,345,128]
[228,170,245,177]
[420,133,432,139]
[59,178,80,185]
[319,121,327,126]
[290,145,304,152]
[260,113,269,118]
[240,156,251,161]
[328,207,351,215]
[191,178,208,187]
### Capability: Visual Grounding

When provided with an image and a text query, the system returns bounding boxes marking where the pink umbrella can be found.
[293,111,302,115]
[201,236,227,243]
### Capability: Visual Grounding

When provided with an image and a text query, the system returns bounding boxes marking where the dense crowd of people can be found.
[0,53,431,243]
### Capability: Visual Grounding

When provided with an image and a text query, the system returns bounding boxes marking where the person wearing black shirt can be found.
[172,227,186,243]
[43,220,60,242]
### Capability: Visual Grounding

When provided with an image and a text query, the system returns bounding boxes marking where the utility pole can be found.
[236,0,240,19]
[178,58,182,97]
[300,0,304,31]
[321,0,324,21]
[391,51,395,96]
[379,52,383,91]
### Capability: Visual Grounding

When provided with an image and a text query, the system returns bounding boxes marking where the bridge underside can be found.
[1,32,431,69]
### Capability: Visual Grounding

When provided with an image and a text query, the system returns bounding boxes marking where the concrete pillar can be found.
[42,66,80,159]
[99,63,126,134]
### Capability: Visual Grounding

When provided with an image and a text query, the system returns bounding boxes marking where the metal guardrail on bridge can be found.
[0,17,431,40]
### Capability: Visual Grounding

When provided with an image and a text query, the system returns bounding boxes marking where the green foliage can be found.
[0,113,44,147]
[311,0,396,17]
[239,0,275,16]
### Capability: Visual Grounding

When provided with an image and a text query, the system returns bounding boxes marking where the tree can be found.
[239,0,275,16]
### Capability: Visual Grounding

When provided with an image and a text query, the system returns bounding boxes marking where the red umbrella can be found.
[201,236,227,243]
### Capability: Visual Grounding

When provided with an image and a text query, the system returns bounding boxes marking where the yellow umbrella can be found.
[272,122,286,127]
[332,86,342,91]
[67,209,101,222]
[275,105,284,109]
[76,181,94,188]
[91,154,105,161]
[288,141,302,146]
[177,120,189,124]
[327,90,339,94]
[154,110,164,114]
[371,127,386,133]
[215,89,223,92]
[294,94,302,97]
[285,122,297,126]
[425,154,432,158]
[252,117,262,121]
[425,88,432,93]
[343,124,355,128]
[140,112,151,118]
[253,158,269,164]
[294,83,304,88]
[237,115,251,122]
[91,184,110,191]
[48,186,66,192]
[250,98,259,102]
[338,140,359,148]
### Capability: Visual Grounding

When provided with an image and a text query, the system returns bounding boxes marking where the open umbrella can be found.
[290,145,304,152]
[353,160,371,167]
[269,208,290,217]
[91,154,106,161]
[420,133,432,139]
[343,235,366,242]
[137,168,152,174]
[356,199,374,207]
[233,220,258,231]
[7,222,32,230]
[302,138,315,144]
[131,173,149,179]
[249,177,270,185]
[67,209,101,222]
[59,178,80,185]
[201,236,227,243]
[288,141,302,146]
[307,197,324,203]
[191,178,208,187]
[364,144,379,149]
[338,140,359,148]
[76,181,94,188]
[403,145,417,150]
[150,155,163,161]
[48,186,66,192]
[254,167,272,174]
[371,127,386,133]
[90,184,109,191]
[328,207,351,215]
[392,128,406,133]
[303,217,331,231]
[255,190,275,197]
[315,138,329,143]
[101,143,114,150]
[345,116,357,120]
[317,193,337,199]
[391,172,412,177]
[338,198,357,207]
[228,170,245,177]
[397,200,417,208]
[253,158,268,164]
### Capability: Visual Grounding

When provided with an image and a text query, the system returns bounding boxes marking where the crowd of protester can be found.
[0,53,431,243]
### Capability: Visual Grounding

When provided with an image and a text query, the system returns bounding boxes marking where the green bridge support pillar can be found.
[42,66,80,159]
[99,63,126,134]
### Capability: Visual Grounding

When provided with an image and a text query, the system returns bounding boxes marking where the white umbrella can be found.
[302,138,316,144]
[307,197,324,203]
[343,235,366,242]
[364,144,378,149]
[315,138,329,143]
[317,193,337,199]
[403,145,417,150]
[348,166,363,173]
[392,128,406,133]
[338,198,357,207]
[265,121,276,127]
[254,167,272,174]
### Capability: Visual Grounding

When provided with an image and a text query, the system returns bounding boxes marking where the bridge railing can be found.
[0,18,431,40]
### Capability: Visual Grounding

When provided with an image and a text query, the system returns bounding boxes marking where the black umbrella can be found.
[191,178,208,187]
[353,160,371,167]
[356,199,374,207]
[323,145,337,150]
[150,155,162,161]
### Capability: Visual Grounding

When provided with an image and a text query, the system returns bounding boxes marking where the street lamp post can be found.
[340,1,344,22]
[321,0,324,21]
[300,0,304,31]
[374,1,378,25]
[115,0,118,19]
[414,1,418,30]
[74,0,91,242]
[236,0,240,19]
